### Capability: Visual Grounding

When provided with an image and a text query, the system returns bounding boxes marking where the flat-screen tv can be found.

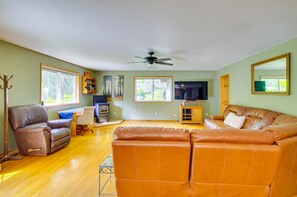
[174,81,208,100]
[93,95,107,105]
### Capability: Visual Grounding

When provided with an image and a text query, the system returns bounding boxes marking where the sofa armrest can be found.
[47,119,72,129]
[209,115,224,120]
[191,129,275,145]
[263,123,297,141]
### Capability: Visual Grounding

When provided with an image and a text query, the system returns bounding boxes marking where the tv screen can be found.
[93,95,107,105]
[174,81,208,100]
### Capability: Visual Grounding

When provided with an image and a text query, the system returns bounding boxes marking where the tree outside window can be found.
[260,76,286,92]
[41,65,79,106]
[134,77,172,102]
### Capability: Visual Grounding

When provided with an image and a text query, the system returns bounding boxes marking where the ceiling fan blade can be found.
[155,62,173,66]
[127,61,147,64]
[157,58,172,61]
[135,56,145,60]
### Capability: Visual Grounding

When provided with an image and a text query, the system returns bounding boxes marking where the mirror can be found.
[251,53,290,95]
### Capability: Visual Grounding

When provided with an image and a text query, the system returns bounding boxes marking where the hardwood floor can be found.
[0,120,203,197]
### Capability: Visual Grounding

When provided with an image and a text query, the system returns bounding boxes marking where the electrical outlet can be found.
[154,112,158,116]
[173,114,176,117]
[168,115,171,119]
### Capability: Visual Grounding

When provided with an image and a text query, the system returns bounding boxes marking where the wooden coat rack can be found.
[0,75,21,168]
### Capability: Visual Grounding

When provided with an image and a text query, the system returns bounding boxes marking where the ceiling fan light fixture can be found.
[147,65,157,69]
[128,51,173,67]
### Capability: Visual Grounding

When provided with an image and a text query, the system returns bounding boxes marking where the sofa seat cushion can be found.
[204,119,237,130]
[51,128,70,142]
[204,119,225,129]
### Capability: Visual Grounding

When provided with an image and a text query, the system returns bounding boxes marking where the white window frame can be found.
[41,64,79,107]
[134,76,173,103]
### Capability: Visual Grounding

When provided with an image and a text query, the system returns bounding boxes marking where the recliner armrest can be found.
[209,115,224,120]
[15,126,51,155]
[17,126,51,133]
[47,119,72,129]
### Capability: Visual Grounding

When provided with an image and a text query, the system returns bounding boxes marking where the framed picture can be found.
[114,75,124,101]
[103,75,112,100]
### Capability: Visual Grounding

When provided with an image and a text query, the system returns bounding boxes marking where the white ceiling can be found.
[1,0,297,71]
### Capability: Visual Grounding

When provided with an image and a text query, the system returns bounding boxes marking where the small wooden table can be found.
[58,108,83,136]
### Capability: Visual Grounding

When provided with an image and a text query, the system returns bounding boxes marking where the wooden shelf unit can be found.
[179,105,203,124]
[82,73,97,94]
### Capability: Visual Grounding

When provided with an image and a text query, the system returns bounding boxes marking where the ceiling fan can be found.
[128,51,173,66]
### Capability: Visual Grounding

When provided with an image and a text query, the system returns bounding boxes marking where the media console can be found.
[179,105,203,124]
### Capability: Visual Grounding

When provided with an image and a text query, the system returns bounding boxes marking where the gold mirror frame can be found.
[251,53,290,95]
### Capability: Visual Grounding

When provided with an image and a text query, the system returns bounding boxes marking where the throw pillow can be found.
[224,112,246,129]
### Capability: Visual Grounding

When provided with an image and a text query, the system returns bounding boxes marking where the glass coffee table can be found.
[99,154,117,196]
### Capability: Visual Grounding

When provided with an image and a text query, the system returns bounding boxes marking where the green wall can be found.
[95,71,218,120]
[2,36,296,154]
[0,40,94,153]
[217,37,297,115]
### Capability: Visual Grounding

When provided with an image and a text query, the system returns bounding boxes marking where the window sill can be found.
[44,102,80,109]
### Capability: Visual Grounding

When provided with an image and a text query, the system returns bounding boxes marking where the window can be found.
[41,65,79,106]
[134,77,172,102]
[260,76,286,92]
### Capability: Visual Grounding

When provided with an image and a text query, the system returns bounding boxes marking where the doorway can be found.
[220,74,230,115]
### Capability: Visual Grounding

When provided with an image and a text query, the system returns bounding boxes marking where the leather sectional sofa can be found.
[112,105,297,197]
[204,105,297,130]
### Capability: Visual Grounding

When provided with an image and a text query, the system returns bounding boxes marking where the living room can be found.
[1,1,297,197]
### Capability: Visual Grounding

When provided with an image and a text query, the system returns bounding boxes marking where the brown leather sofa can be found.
[8,104,71,155]
[204,105,288,130]
[112,116,297,197]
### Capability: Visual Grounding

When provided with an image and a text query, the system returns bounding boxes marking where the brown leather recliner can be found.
[8,104,71,155]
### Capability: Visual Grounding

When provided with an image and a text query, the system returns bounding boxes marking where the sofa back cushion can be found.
[271,114,297,126]
[242,108,281,130]
[8,104,48,131]
[223,105,248,119]
[112,126,191,197]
